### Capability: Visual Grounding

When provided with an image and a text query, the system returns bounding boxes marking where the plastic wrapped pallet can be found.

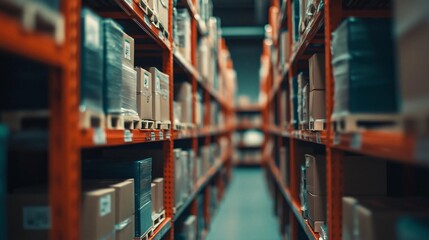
[394,0,429,115]
[176,8,191,62]
[103,19,124,115]
[174,82,192,124]
[80,9,104,114]
[121,65,138,117]
[82,158,153,238]
[331,18,397,116]
[0,125,6,240]
[150,67,163,122]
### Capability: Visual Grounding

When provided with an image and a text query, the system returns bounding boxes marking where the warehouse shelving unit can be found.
[262,0,426,240]
[0,0,234,239]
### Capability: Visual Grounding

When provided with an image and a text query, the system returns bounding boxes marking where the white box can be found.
[149,67,164,121]
[158,0,168,31]
[136,68,153,120]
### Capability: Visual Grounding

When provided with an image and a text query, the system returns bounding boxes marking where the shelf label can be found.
[144,15,151,26]
[23,207,51,230]
[333,132,340,145]
[145,132,151,141]
[415,136,429,163]
[124,130,133,142]
[351,133,362,149]
[316,132,322,144]
[151,132,156,141]
[166,131,171,139]
[124,0,133,9]
[159,131,164,140]
[93,128,106,145]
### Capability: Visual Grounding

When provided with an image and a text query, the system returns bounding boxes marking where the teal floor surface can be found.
[206,168,282,240]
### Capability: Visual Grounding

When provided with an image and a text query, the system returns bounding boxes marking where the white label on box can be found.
[144,73,150,89]
[99,194,112,217]
[124,0,133,8]
[144,15,151,26]
[23,207,51,230]
[93,128,106,145]
[151,132,156,141]
[85,14,100,48]
[159,131,164,140]
[166,131,170,139]
[156,76,161,91]
[124,39,131,60]
[124,129,133,142]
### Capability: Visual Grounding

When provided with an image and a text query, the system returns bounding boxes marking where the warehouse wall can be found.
[227,38,262,103]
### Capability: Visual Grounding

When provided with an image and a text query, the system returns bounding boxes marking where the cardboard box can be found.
[158,70,170,122]
[177,9,191,61]
[309,53,326,91]
[342,197,359,240]
[158,0,168,31]
[150,67,162,121]
[307,191,326,222]
[147,0,159,15]
[174,82,192,124]
[173,101,182,126]
[136,200,152,238]
[81,188,116,240]
[122,32,134,68]
[309,90,326,121]
[394,0,429,115]
[305,154,326,195]
[305,155,387,196]
[153,178,164,213]
[151,183,156,214]
[136,67,153,120]
[302,84,309,124]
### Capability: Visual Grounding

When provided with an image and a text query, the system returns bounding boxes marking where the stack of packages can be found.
[151,178,164,217]
[150,67,170,126]
[331,18,397,118]
[298,73,309,129]
[121,31,139,123]
[303,154,387,233]
[7,183,129,240]
[174,82,193,128]
[308,53,326,131]
[175,215,197,240]
[394,0,429,120]
[176,8,191,62]
[136,68,153,121]
[83,158,153,239]
[80,9,104,122]
[174,148,195,208]
[195,92,203,128]
[208,17,221,90]
[103,19,123,119]
[198,37,210,83]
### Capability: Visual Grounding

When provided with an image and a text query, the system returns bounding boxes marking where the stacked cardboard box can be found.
[152,178,164,214]
[174,82,193,125]
[82,159,153,238]
[121,32,138,118]
[304,154,387,232]
[394,0,429,116]
[136,68,153,121]
[308,53,326,130]
[176,9,191,62]
[150,68,168,123]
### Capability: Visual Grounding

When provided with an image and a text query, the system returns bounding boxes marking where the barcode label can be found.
[124,130,133,142]
[151,132,156,141]
[93,128,106,145]
[124,39,131,60]
[23,207,51,230]
[99,194,112,217]
[159,131,164,140]
[166,131,170,139]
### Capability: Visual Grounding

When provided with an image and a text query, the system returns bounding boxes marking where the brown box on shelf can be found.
[309,53,325,91]
[153,178,164,213]
[136,68,153,120]
[174,82,192,124]
[307,191,327,222]
[394,0,429,115]
[81,188,116,240]
[7,191,49,240]
[122,32,135,68]
[158,70,170,122]
[343,197,429,240]
[305,155,387,196]
[150,67,163,121]
[158,0,169,32]
[147,0,158,15]
[305,154,326,195]
[309,90,326,121]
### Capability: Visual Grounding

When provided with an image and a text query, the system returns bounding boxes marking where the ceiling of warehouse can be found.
[213,0,270,38]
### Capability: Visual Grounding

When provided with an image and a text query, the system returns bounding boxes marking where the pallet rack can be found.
[0,0,235,239]
[262,0,428,240]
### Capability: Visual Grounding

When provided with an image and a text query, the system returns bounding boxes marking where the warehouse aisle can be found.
[207,168,281,240]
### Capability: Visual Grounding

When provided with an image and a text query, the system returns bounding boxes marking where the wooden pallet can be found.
[155,120,171,130]
[151,210,166,233]
[1,110,50,131]
[141,120,155,129]
[309,119,326,131]
[331,113,400,133]
[79,109,105,129]
[0,0,64,44]
[106,114,123,130]
[133,227,152,240]
[299,122,309,130]
[123,115,141,130]
[173,122,185,130]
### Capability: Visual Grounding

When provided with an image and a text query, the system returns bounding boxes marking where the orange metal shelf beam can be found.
[149,218,172,240]
[292,130,328,145]
[80,129,169,148]
[0,12,66,67]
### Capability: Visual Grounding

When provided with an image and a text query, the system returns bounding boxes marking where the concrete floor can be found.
[206,168,282,240]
